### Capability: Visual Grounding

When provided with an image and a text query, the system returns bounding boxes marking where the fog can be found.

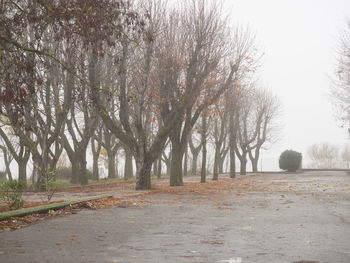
[225,0,350,170]
[1,0,350,177]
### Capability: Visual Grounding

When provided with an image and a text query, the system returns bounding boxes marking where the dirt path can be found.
[0,171,349,263]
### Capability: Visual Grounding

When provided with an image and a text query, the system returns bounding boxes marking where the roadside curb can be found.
[0,194,112,221]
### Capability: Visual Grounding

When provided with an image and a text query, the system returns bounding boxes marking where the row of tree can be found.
[307,143,350,169]
[0,0,280,190]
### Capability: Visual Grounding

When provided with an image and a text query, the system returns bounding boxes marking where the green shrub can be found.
[0,180,25,209]
[279,150,302,172]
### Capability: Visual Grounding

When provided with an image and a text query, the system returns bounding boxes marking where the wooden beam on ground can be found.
[0,194,112,221]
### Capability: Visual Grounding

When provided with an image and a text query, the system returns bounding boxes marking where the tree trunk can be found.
[201,143,207,183]
[248,147,261,173]
[6,166,13,181]
[135,158,152,190]
[91,134,101,181]
[169,121,186,186]
[191,153,198,176]
[157,157,162,179]
[162,150,171,176]
[189,136,201,176]
[124,147,133,180]
[229,147,236,178]
[170,143,184,186]
[108,152,116,179]
[153,161,158,177]
[79,153,88,185]
[251,159,258,173]
[166,158,171,176]
[240,154,247,176]
[219,156,224,174]
[229,103,236,179]
[92,152,99,181]
[219,148,228,174]
[183,145,188,177]
[200,112,207,183]
[1,147,13,181]
[212,105,228,180]
[212,143,220,181]
[71,155,80,184]
[33,158,46,191]
[115,156,119,178]
[18,159,27,185]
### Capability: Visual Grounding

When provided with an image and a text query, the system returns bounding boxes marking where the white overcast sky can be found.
[223,0,350,170]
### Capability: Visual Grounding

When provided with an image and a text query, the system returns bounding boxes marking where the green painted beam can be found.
[0,194,112,221]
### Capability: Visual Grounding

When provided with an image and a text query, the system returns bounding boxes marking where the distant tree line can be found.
[307,143,350,169]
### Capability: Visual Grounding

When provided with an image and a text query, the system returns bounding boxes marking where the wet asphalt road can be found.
[0,171,349,263]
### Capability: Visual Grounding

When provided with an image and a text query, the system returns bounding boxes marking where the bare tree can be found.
[0,0,268,192]
[90,1,172,190]
[247,88,281,172]
[227,27,260,178]
[233,84,265,175]
[91,123,103,180]
[307,143,340,169]
[341,145,350,168]
[157,1,252,186]
[1,0,146,188]
[200,109,208,183]
[212,99,229,180]
[1,28,74,188]
[61,47,99,185]
[331,20,350,127]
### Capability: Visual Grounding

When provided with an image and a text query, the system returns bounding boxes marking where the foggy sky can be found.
[225,0,350,170]
[2,0,350,175]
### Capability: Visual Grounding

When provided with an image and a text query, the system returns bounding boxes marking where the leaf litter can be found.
[1,173,348,232]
